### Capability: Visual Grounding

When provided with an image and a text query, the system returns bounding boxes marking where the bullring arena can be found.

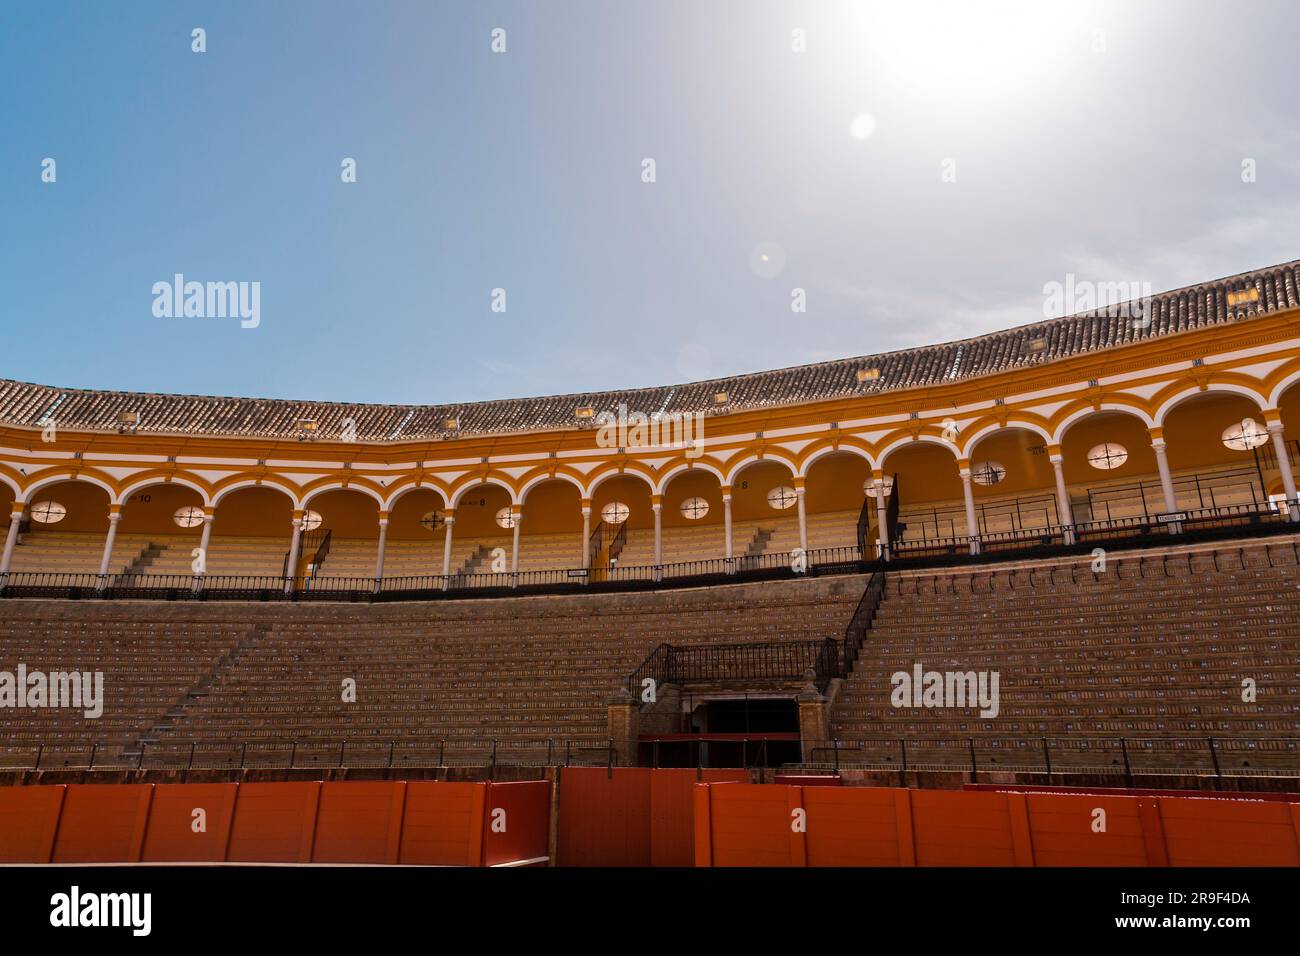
[1,260,1298,874]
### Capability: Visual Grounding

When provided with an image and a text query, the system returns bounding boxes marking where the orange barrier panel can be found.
[0,785,65,863]
[398,781,485,866]
[695,783,1300,868]
[484,781,551,866]
[1024,793,1154,867]
[802,787,912,867]
[706,783,800,867]
[1158,796,1300,867]
[650,769,746,867]
[312,781,407,864]
[910,789,1024,866]
[141,783,238,863]
[558,768,653,866]
[52,783,153,863]
[225,782,321,863]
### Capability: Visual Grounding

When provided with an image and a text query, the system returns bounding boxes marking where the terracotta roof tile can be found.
[2,260,1296,442]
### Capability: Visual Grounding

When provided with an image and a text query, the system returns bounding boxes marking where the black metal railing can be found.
[807,736,1300,783]
[2,499,1295,604]
[841,571,885,673]
[626,639,845,695]
[0,736,618,775]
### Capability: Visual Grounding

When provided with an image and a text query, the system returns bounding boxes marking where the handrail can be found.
[1,500,1296,603]
[841,570,886,673]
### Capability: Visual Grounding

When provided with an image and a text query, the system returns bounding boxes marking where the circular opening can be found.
[766,486,797,510]
[1222,419,1268,451]
[300,510,323,532]
[419,511,445,532]
[680,496,710,520]
[1086,443,1129,470]
[173,506,206,528]
[495,507,517,529]
[970,461,1007,486]
[601,501,630,524]
[29,500,66,525]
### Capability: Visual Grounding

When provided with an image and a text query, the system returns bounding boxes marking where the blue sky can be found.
[2,0,1298,405]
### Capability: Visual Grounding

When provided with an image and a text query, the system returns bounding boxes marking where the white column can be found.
[98,510,122,578]
[441,514,456,584]
[581,503,592,569]
[510,507,522,574]
[374,515,389,581]
[1267,420,1299,521]
[796,486,809,555]
[722,489,734,571]
[1149,434,1181,533]
[652,500,663,566]
[959,467,979,555]
[0,505,24,576]
[1049,453,1075,545]
[872,475,888,560]
[192,512,214,588]
[285,512,304,590]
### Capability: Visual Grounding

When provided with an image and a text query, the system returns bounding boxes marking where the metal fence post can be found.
[606,737,613,779]
[188,741,196,771]
[88,743,97,770]
[968,737,977,776]
[1207,737,1221,789]
[1042,737,1051,776]
[138,741,146,770]
[899,738,907,787]
[489,739,498,781]
[1119,737,1132,788]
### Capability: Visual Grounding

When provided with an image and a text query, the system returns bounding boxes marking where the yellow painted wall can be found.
[118,483,205,536]
[212,487,292,537]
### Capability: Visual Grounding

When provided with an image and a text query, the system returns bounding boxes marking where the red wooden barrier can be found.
[225,782,321,863]
[398,782,485,866]
[0,785,64,863]
[52,783,152,863]
[694,783,1300,867]
[313,781,406,864]
[484,781,550,866]
[141,783,238,863]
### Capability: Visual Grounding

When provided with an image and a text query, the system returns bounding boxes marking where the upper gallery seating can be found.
[829,536,1300,771]
[1,530,152,575]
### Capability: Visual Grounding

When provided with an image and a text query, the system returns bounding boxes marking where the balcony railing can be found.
[1,499,1295,603]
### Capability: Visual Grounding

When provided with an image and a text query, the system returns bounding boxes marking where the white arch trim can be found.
[722,452,799,486]
[210,478,303,509]
[449,476,519,508]
[1050,403,1156,445]
[796,443,876,478]
[1267,369,1300,409]
[1153,383,1268,426]
[301,482,386,509]
[876,434,959,470]
[113,475,212,507]
[518,471,587,503]
[582,467,657,499]
[653,460,727,495]
[381,481,449,512]
[18,472,117,505]
[959,420,1054,460]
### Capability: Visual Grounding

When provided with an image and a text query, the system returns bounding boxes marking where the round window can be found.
[29,500,66,524]
[300,510,323,532]
[970,461,1007,486]
[173,506,206,528]
[1222,419,1268,451]
[1086,443,1129,470]
[601,501,630,524]
[495,507,517,529]
[419,511,445,532]
[680,497,710,520]
[766,486,797,510]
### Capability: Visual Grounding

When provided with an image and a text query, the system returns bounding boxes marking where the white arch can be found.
[1267,369,1300,409]
[654,460,726,495]
[449,476,518,508]
[876,434,959,470]
[0,471,22,501]
[960,420,1054,460]
[18,472,116,505]
[113,475,212,507]
[210,478,303,509]
[518,471,586,503]
[1153,383,1267,426]
[1050,403,1156,445]
[797,443,876,478]
[583,467,657,499]
[301,482,386,510]
[722,452,798,486]
[381,481,448,512]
